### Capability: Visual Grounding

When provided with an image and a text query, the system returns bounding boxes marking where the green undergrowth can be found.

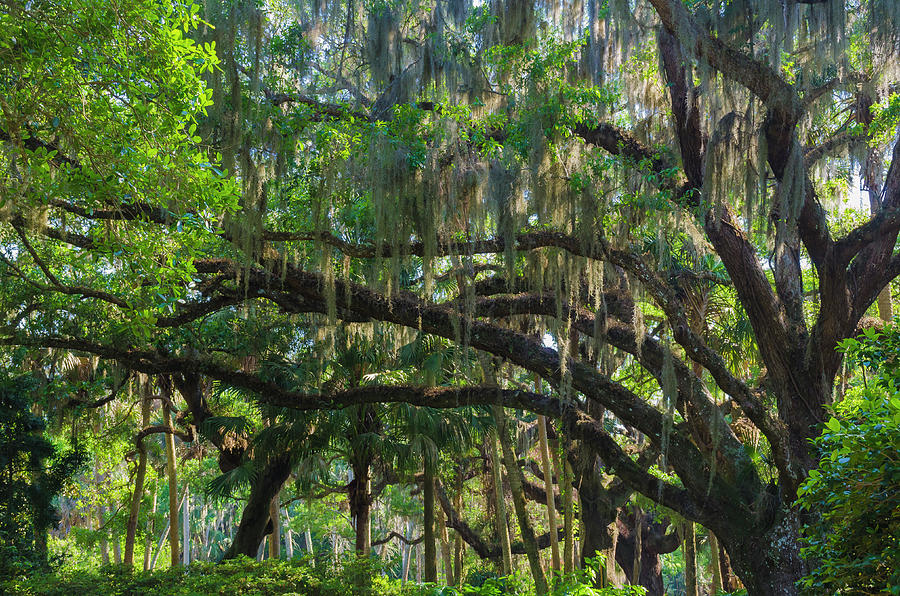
[3,555,647,596]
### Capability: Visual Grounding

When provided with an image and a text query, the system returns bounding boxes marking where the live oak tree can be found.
[2,0,900,594]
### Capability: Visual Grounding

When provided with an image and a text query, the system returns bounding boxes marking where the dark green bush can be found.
[3,556,648,596]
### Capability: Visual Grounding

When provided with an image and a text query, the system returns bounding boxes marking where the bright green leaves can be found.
[868,93,900,148]
[797,326,900,594]
[0,0,237,346]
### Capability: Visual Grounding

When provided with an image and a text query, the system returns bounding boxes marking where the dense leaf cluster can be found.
[0,375,85,580]
[797,327,900,594]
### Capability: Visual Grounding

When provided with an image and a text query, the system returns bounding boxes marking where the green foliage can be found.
[0,374,85,580]
[3,556,648,596]
[796,327,900,594]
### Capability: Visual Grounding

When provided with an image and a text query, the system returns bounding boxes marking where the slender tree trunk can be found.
[143,483,156,570]
[98,506,110,565]
[284,508,294,559]
[268,493,281,559]
[113,536,122,564]
[305,525,314,560]
[401,518,412,585]
[150,489,187,570]
[162,400,180,566]
[494,405,549,595]
[684,521,698,596]
[125,380,151,566]
[437,488,453,585]
[488,430,513,575]
[423,457,438,582]
[453,474,464,585]
[537,412,560,574]
[709,532,723,595]
[182,491,191,565]
[416,542,423,583]
[562,458,575,573]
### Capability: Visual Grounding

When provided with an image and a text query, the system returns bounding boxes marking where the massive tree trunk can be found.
[614,514,674,596]
[221,454,292,559]
[718,508,806,596]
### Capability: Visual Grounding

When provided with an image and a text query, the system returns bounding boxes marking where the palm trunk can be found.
[683,521,698,596]
[162,399,179,567]
[348,457,372,555]
[494,405,549,594]
[537,412,560,574]
[423,457,438,582]
[268,493,281,559]
[125,380,151,566]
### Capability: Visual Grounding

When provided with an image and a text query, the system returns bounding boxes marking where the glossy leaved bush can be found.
[796,326,900,594]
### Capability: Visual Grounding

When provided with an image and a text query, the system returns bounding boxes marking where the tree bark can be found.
[182,491,190,565]
[423,457,437,582]
[124,377,151,566]
[453,472,464,584]
[684,521,698,596]
[709,531,723,594]
[162,398,180,567]
[559,446,575,573]
[222,454,292,559]
[537,412,560,573]
[631,506,642,586]
[488,431,513,574]
[437,487,453,585]
[268,493,281,559]
[143,482,156,570]
[719,507,805,596]
[494,405,549,594]
[284,507,294,559]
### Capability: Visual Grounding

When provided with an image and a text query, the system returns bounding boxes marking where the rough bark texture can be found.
[221,454,292,559]
[423,457,437,582]
[537,414,561,572]
[162,396,179,567]
[495,405,548,594]
[684,522,698,596]
[124,379,151,566]
[615,510,680,596]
